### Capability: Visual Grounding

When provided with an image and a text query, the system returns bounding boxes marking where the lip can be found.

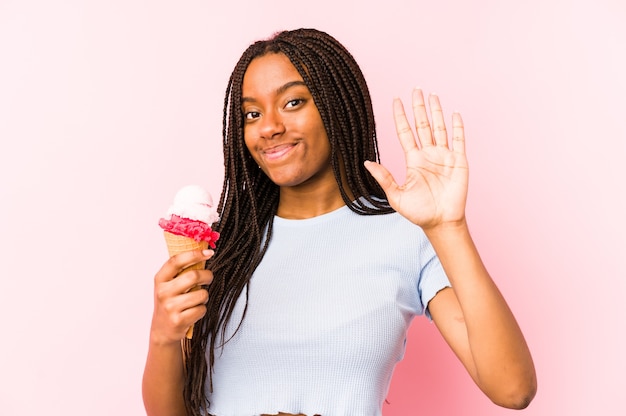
[261,143,297,161]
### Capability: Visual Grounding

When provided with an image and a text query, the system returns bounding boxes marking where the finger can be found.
[172,269,215,293]
[179,303,207,331]
[163,299,207,337]
[412,88,433,147]
[158,282,209,311]
[155,270,213,307]
[429,94,448,147]
[392,97,419,153]
[155,249,214,283]
[452,112,466,155]
[364,160,399,199]
[178,286,210,311]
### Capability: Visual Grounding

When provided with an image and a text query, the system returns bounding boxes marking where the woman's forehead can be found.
[242,53,307,97]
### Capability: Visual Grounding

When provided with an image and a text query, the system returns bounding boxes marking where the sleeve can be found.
[417,235,451,320]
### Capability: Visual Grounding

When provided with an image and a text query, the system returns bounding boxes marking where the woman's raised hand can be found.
[365,88,469,229]
[149,250,214,345]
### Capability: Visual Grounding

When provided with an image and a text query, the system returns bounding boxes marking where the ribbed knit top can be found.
[206,204,450,415]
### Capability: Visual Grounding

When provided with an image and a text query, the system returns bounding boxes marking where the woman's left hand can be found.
[365,88,469,229]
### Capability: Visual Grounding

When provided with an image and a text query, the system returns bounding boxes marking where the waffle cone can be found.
[163,231,209,339]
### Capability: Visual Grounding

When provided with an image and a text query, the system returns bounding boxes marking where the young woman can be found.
[143,28,536,416]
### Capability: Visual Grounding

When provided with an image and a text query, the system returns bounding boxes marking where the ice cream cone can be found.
[163,231,209,339]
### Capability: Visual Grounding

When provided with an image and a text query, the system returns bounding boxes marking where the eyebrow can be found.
[241,80,308,103]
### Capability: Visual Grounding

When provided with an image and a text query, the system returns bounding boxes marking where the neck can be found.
[276,182,351,219]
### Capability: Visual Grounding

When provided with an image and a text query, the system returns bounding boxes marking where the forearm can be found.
[425,220,536,407]
[142,338,188,416]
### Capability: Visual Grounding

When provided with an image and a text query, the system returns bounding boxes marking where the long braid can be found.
[182,28,392,415]
[283,32,387,212]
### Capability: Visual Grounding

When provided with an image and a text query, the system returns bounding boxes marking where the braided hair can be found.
[182,28,393,415]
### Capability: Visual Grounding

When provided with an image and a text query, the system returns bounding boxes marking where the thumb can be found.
[364,160,398,195]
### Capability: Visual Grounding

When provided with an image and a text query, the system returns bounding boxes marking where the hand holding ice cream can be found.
[159,185,220,338]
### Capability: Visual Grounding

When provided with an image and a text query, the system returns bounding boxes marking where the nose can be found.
[258,110,285,140]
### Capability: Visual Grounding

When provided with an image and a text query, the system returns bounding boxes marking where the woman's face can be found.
[241,53,334,191]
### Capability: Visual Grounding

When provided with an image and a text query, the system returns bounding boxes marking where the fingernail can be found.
[202,249,214,256]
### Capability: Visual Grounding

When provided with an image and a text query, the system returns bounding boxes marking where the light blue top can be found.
[206,204,451,416]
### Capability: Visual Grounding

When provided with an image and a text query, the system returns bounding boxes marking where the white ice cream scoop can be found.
[165,184,219,224]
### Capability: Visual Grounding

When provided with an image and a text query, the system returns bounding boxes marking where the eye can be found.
[244,111,260,120]
[285,98,304,109]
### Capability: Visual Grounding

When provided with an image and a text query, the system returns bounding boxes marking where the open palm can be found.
[365,89,469,229]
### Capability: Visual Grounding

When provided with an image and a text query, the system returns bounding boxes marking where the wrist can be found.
[149,327,183,348]
[422,217,469,237]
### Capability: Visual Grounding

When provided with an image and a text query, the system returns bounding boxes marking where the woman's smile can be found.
[260,142,299,162]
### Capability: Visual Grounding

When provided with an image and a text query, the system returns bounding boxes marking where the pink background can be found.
[1,0,625,415]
